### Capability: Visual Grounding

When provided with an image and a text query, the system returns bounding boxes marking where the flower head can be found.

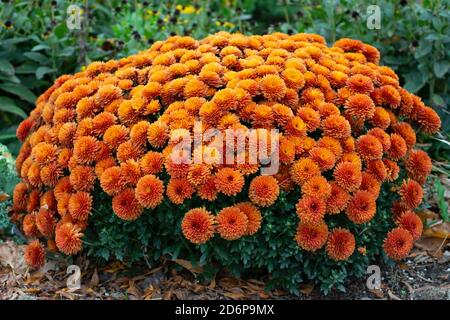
[215,167,244,196]
[135,175,164,209]
[295,221,328,252]
[24,240,45,268]
[383,228,413,260]
[55,222,83,255]
[235,202,262,235]
[182,208,215,244]
[399,179,423,209]
[216,206,248,240]
[166,178,194,204]
[296,196,326,224]
[68,191,92,221]
[112,188,143,221]
[248,175,280,207]
[346,191,376,224]
[326,228,355,261]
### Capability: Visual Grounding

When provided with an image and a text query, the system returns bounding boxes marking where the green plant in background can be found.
[0,143,23,242]
[264,0,450,160]
[1,0,448,160]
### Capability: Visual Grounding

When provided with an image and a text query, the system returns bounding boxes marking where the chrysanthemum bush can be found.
[11,32,441,294]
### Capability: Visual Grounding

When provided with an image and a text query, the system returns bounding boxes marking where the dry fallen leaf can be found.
[89,268,99,288]
[299,283,314,295]
[415,236,448,257]
[173,259,203,275]
[368,288,384,299]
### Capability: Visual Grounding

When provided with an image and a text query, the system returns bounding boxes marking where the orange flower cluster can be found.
[13,32,440,268]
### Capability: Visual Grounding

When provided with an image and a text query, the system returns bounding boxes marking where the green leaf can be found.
[404,71,427,93]
[0,83,36,103]
[15,62,38,74]
[435,180,449,222]
[23,52,49,64]
[0,59,15,76]
[414,42,432,59]
[433,61,450,78]
[0,96,27,119]
[431,94,445,106]
[35,66,56,80]
[0,133,17,140]
[54,23,69,39]
[31,44,51,51]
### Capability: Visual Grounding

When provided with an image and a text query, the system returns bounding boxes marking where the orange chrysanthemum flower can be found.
[295,221,328,252]
[344,94,375,119]
[100,166,125,196]
[140,151,164,175]
[24,240,45,268]
[326,228,355,261]
[290,158,320,185]
[406,150,432,184]
[370,107,391,129]
[197,176,218,201]
[367,127,391,152]
[112,188,143,221]
[356,135,383,160]
[397,211,423,241]
[360,172,381,196]
[296,196,326,224]
[69,166,95,192]
[166,178,194,204]
[215,167,245,196]
[73,136,99,164]
[346,74,374,94]
[54,176,73,200]
[326,182,350,214]
[383,158,400,182]
[301,175,331,199]
[13,182,28,211]
[248,175,280,207]
[216,206,248,240]
[16,118,35,142]
[181,208,215,244]
[366,159,388,182]
[346,190,376,224]
[298,107,321,132]
[35,208,56,237]
[55,222,83,255]
[416,106,441,134]
[383,228,413,261]
[322,115,351,139]
[333,161,362,192]
[235,202,262,236]
[387,133,407,161]
[392,122,416,148]
[32,142,57,166]
[187,163,211,187]
[135,175,164,209]
[260,74,286,100]
[23,213,39,237]
[399,179,423,209]
[309,147,336,171]
[68,191,92,221]
[103,124,129,150]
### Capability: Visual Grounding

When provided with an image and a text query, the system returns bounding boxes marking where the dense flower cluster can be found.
[12,32,440,269]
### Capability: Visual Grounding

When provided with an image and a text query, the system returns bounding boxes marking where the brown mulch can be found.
[0,238,448,300]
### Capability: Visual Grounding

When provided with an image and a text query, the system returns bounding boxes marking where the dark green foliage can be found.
[84,182,396,295]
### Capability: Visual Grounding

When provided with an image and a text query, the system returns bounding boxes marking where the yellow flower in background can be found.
[215,21,221,26]
[223,22,235,28]
[176,4,200,14]
[181,5,196,14]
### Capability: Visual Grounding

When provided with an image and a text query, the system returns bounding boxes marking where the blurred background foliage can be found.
[0,0,448,164]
